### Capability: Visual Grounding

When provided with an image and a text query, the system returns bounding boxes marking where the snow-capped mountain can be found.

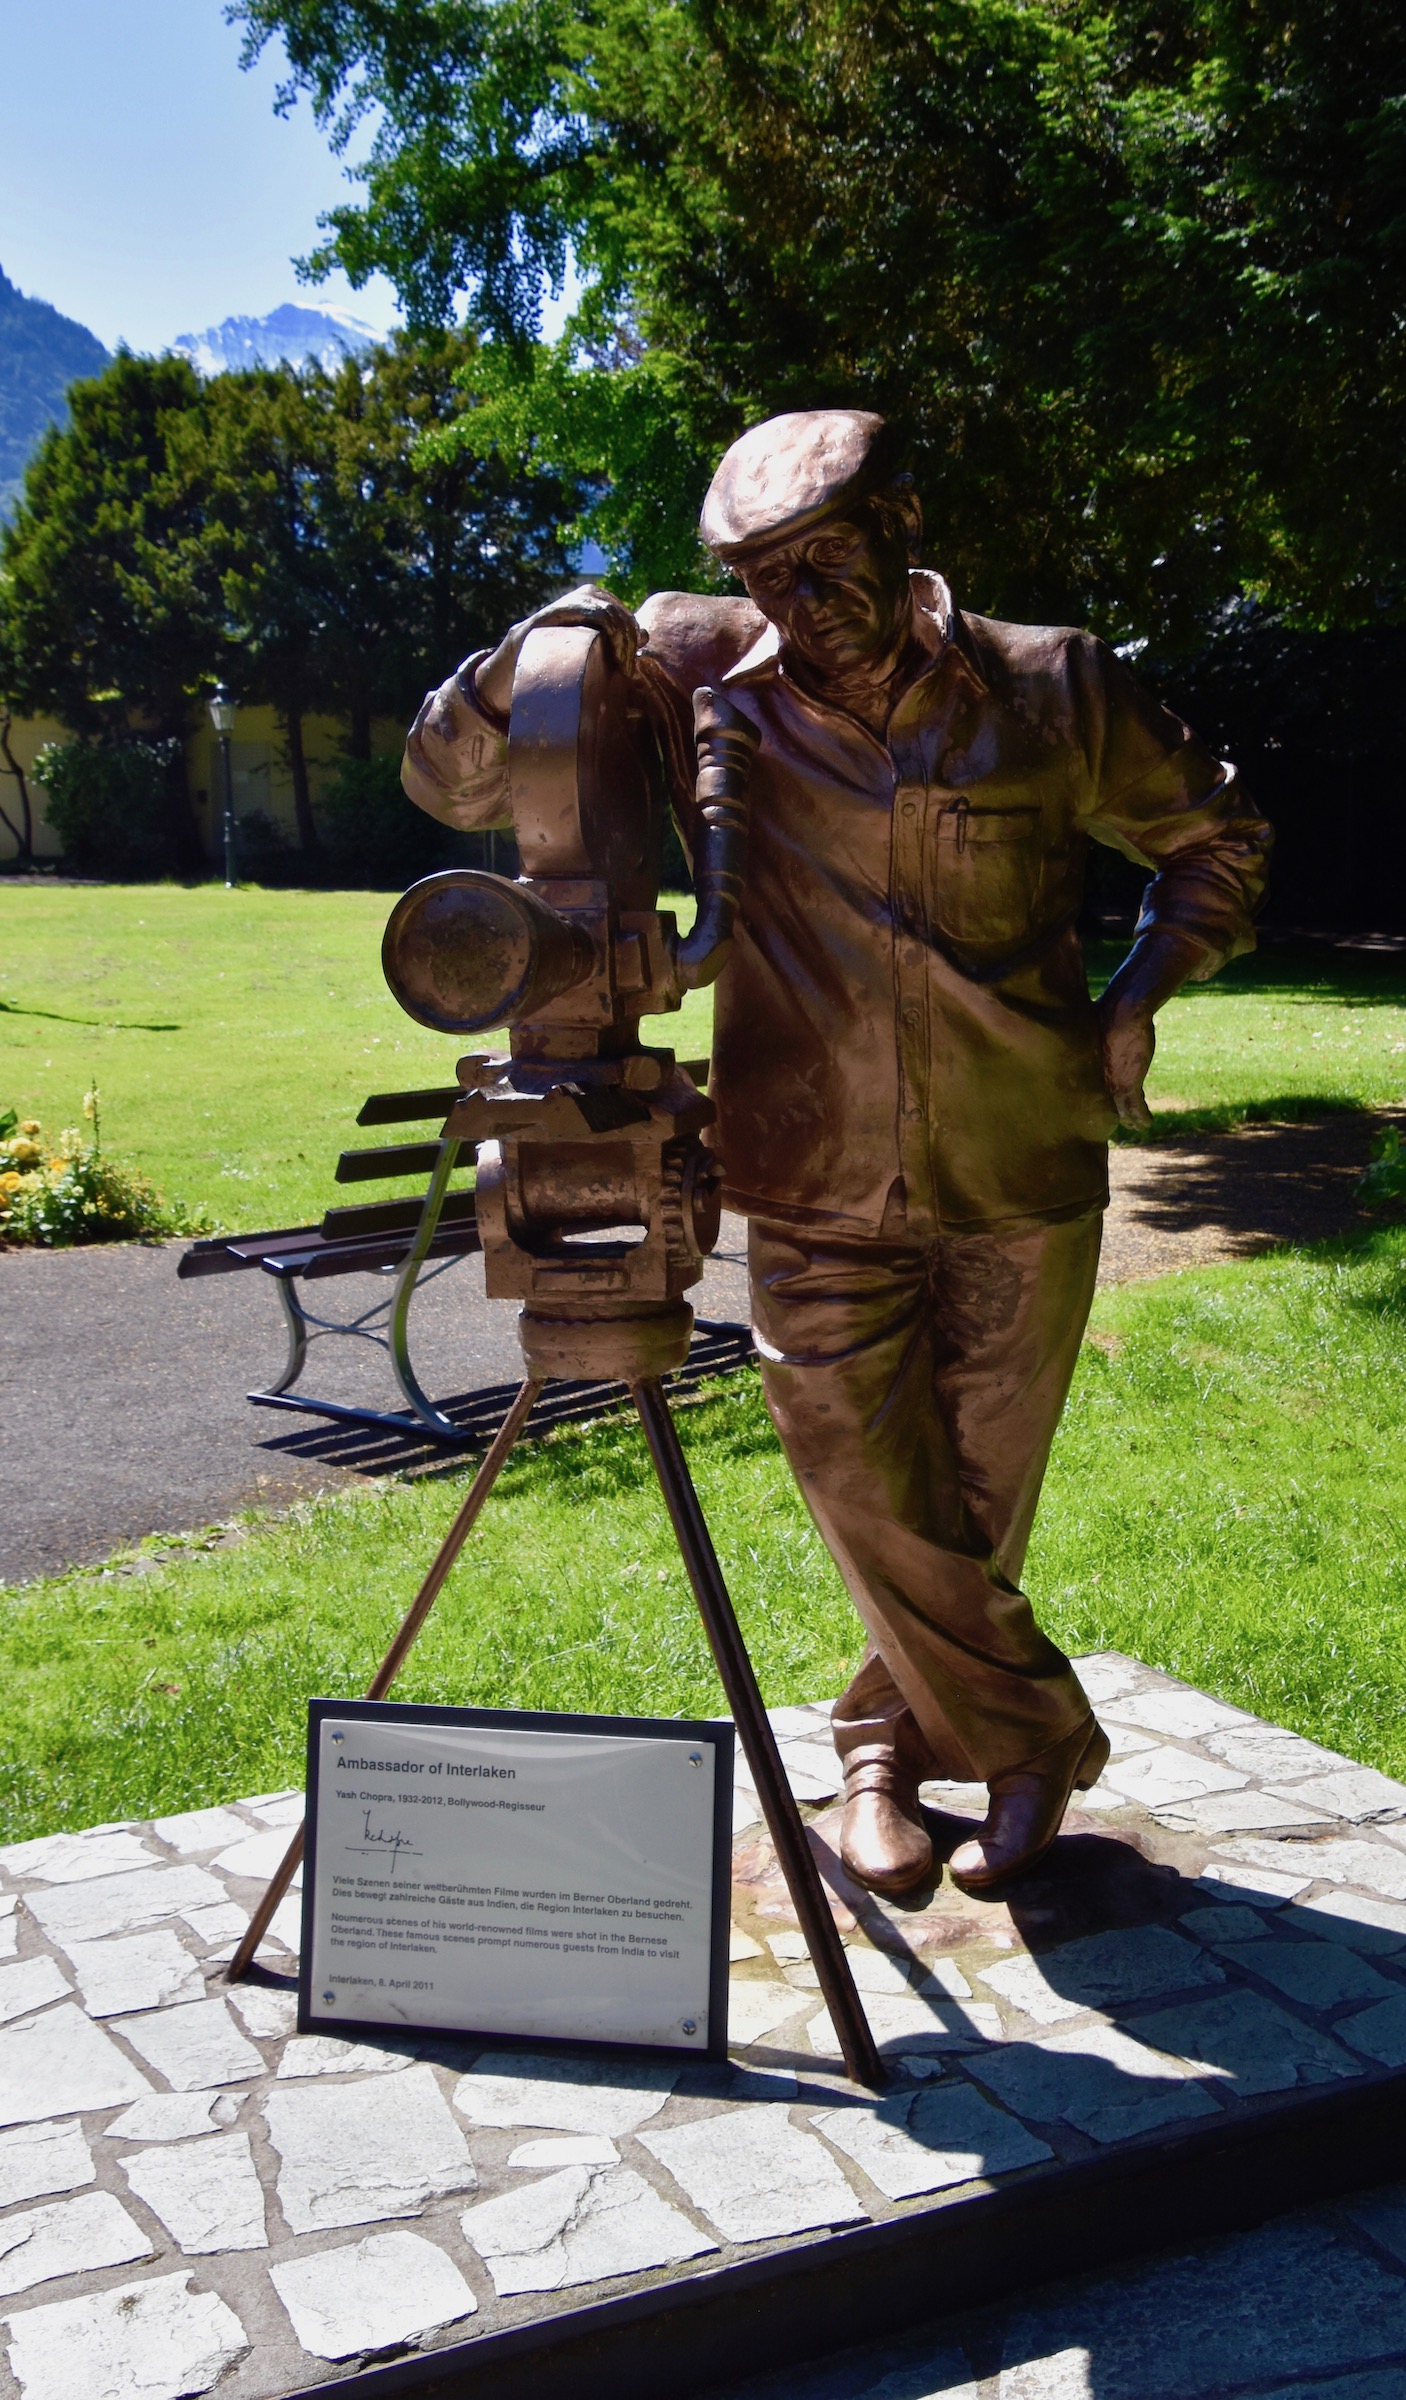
[171,302,381,378]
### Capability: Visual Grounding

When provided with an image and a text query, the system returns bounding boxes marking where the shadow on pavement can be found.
[1102,1107,1404,1284]
[254,1318,758,1480]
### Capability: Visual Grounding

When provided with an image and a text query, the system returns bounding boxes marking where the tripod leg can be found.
[631,1377,885,2091]
[225,1376,543,1983]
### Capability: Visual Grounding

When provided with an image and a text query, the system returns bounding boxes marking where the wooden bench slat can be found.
[178,1223,320,1278]
[319,1188,478,1241]
[262,1221,482,1280]
[356,1086,465,1127]
[335,1141,448,1184]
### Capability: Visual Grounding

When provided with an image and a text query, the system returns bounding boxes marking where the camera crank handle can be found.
[671,687,760,991]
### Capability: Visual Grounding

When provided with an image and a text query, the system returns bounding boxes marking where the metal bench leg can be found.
[265,1275,309,1396]
[387,1140,465,1441]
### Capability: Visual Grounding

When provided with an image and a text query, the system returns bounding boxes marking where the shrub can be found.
[1357,1127,1406,1214]
[33,737,185,879]
[230,806,292,885]
[317,753,518,889]
[0,1094,207,1247]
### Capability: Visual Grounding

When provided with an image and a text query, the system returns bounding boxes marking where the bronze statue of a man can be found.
[404,409,1272,1898]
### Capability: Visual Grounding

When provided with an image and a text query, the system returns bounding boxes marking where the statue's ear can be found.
[892,475,923,562]
[871,475,922,564]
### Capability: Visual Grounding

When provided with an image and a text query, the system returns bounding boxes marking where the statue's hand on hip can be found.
[1097,993,1156,1131]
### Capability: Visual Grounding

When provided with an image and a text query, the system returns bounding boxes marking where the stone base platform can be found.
[2,1654,1406,2400]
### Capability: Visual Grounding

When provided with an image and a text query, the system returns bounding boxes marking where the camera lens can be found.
[383,871,597,1033]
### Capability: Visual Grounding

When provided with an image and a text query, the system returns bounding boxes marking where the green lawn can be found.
[1,884,1404,1230]
[1117,941,1406,1142]
[0,884,716,1232]
[3,1224,1403,1839]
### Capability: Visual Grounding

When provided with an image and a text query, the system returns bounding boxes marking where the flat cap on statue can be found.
[699,409,896,562]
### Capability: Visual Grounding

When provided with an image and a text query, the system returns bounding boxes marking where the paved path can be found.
[0,1112,1391,1586]
[0,1219,752,1585]
[1098,1106,1399,1284]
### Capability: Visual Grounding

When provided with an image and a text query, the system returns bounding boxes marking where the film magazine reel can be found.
[228,626,882,2087]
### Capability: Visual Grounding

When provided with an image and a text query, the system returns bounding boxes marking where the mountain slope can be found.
[0,266,110,516]
[171,302,378,378]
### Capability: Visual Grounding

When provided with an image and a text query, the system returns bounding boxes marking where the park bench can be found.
[178,1061,722,1442]
[178,1083,482,1441]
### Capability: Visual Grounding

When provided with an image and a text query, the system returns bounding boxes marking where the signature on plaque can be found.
[345,1807,422,1876]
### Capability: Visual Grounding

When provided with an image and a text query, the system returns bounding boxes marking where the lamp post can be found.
[208,688,238,888]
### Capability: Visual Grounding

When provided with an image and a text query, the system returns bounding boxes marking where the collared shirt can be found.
[403,572,1272,1233]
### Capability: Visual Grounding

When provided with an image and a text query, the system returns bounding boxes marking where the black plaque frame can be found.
[298,1698,735,2063]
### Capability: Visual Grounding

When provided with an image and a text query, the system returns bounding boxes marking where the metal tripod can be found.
[225,1369,885,2091]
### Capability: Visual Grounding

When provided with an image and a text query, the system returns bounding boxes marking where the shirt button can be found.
[902,1005,921,1031]
[901,799,917,820]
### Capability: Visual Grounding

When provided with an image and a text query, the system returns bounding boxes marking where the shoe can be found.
[947,1718,1111,1894]
[834,1711,935,1898]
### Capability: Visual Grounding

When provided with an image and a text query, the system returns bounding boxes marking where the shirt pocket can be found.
[932,800,1043,947]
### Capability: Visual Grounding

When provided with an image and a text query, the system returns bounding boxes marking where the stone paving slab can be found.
[0,1652,1404,2397]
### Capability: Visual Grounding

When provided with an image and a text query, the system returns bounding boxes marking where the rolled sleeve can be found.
[401,651,512,832]
[1073,637,1273,978]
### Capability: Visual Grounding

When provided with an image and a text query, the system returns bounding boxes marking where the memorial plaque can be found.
[299,1701,733,2057]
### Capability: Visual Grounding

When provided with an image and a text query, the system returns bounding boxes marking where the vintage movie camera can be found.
[381,627,758,1386]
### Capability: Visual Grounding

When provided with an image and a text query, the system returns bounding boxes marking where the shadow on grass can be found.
[0,996,183,1032]
[1115,1092,1366,1144]
[1108,1108,1403,1267]
[1085,939,1406,1009]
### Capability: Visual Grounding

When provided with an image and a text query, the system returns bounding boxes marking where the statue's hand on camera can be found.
[475,585,646,719]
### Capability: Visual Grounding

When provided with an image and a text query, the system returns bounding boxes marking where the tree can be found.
[362,330,583,698]
[0,334,578,869]
[0,712,36,865]
[202,335,579,804]
[0,351,224,868]
[230,0,1406,648]
[0,598,36,862]
[197,363,331,850]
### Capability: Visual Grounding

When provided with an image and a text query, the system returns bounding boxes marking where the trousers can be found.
[747,1207,1102,1783]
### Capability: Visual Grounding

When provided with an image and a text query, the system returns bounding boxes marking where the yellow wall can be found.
[0,712,67,861]
[0,707,405,866]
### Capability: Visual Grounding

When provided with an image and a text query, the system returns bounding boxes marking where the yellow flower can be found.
[82,1091,98,1120]
[18,1119,40,1137]
[8,1139,41,1166]
[0,1171,20,1194]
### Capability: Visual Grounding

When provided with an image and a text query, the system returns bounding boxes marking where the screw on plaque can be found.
[688,1752,703,1767]
[681,2019,698,2035]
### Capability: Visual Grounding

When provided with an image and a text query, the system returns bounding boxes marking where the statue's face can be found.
[737,502,914,678]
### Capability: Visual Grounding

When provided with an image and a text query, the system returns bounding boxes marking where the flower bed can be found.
[0,1094,206,1247]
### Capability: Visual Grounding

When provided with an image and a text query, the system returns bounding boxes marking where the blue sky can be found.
[0,0,402,352]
